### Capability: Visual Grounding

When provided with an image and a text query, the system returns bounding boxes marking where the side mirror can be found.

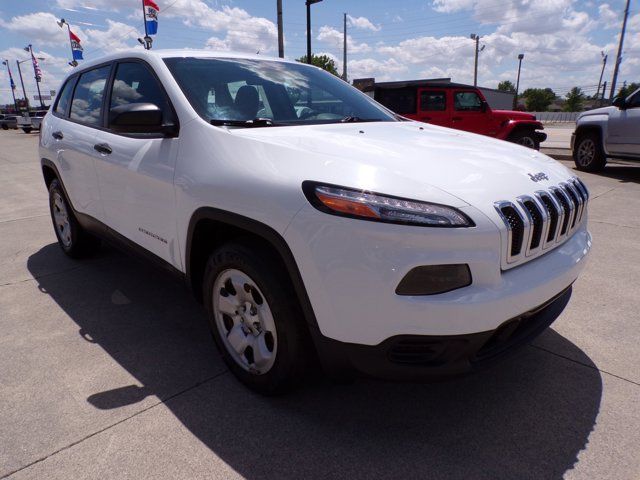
[481,100,489,113]
[612,97,626,109]
[109,103,177,136]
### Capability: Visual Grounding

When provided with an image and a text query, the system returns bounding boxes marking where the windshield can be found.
[163,57,396,126]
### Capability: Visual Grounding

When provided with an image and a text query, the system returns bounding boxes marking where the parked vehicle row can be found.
[40,49,590,394]
[17,109,49,133]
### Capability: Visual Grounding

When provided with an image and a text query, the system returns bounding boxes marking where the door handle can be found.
[452,116,463,121]
[52,131,63,140]
[94,143,112,155]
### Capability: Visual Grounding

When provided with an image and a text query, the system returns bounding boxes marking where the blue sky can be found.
[0,0,638,105]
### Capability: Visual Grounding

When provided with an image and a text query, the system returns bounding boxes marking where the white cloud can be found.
[85,20,141,52]
[317,25,371,54]
[598,4,619,30]
[0,12,73,47]
[348,58,408,81]
[347,15,380,32]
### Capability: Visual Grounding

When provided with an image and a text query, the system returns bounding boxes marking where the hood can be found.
[230,121,573,211]
[492,109,537,121]
[578,106,614,119]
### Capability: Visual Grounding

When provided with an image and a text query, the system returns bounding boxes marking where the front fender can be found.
[497,120,545,140]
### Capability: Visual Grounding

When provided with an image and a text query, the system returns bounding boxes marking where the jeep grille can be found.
[494,177,589,266]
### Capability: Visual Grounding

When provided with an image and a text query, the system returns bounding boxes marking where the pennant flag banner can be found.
[144,0,160,35]
[7,65,16,90]
[31,51,42,82]
[70,30,83,60]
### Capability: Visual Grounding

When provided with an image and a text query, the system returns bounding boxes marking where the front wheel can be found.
[203,242,310,394]
[573,132,606,172]
[21,127,32,134]
[1,124,8,130]
[509,129,540,150]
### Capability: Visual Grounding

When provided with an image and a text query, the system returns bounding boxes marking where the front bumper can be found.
[285,203,591,346]
[311,286,572,380]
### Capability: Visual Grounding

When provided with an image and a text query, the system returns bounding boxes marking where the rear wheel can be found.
[509,129,540,150]
[573,132,606,172]
[1,124,8,130]
[48,179,101,258]
[203,242,310,394]
[22,127,32,134]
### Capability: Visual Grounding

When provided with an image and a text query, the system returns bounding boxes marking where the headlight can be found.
[302,182,474,227]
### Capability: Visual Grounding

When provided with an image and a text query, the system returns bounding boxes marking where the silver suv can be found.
[572,88,640,172]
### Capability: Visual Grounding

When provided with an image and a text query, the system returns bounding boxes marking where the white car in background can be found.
[17,109,48,133]
[572,87,640,171]
[39,50,591,394]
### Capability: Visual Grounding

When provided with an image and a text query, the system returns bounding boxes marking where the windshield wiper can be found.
[340,116,383,123]
[210,118,279,128]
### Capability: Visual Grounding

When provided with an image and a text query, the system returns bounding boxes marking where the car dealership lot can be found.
[1,130,639,479]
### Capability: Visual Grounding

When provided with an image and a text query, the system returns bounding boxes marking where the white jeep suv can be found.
[572,87,640,172]
[40,50,591,393]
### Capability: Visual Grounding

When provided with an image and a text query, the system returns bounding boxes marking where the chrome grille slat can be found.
[495,177,588,267]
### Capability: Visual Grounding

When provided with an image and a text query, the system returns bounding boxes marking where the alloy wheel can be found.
[577,139,595,166]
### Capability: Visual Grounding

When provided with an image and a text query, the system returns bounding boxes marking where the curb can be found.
[540,149,572,161]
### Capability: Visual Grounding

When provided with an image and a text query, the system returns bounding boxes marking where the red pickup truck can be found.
[369,80,547,149]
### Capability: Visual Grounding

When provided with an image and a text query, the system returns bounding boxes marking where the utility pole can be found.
[470,34,483,86]
[15,60,30,112]
[342,13,347,81]
[277,0,284,58]
[595,52,607,103]
[305,0,322,64]
[513,53,524,110]
[601,81,607,106]
[609,0,630,101]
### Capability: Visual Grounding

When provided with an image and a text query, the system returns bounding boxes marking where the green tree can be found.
[296,54,339,76]
[564,87,585,112]
[616,82,640,99]
[497,80,516,93]
[521,88,556,111]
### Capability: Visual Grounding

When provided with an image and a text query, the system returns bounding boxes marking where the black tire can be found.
[48,179,101,258]
[22,127,32,134]
[509,129,540,150]
[1,124,8,130]
[203,242,311,395]
[573,131,606,172]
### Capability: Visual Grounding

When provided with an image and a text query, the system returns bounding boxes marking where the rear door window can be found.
[70,65,111,126]
[454,91,483,111]
[420,91,446,111]
[54,77,77,117]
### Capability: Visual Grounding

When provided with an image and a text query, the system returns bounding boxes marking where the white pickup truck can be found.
[17,109,48,133]
[572,88,640,172]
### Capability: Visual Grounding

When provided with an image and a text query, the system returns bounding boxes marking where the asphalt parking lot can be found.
[1,130,639,480]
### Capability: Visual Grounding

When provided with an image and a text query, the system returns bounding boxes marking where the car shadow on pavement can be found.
[28,244,603,480]
[582,163,640,184]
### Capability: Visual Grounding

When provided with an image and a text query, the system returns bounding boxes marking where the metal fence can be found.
[533,112,579,124]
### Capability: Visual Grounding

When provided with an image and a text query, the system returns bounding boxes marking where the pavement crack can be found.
[529,344,640,387]
[590,187,617,200]
[590,220,639,230]
[0,370,228,479]
[0,266,85,288]
[0,214,48,225]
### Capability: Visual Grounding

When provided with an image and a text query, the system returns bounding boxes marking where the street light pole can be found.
[514,53,524,110]
[305,0,322,64]
[2,60,19,113]
[15,60,30,112]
